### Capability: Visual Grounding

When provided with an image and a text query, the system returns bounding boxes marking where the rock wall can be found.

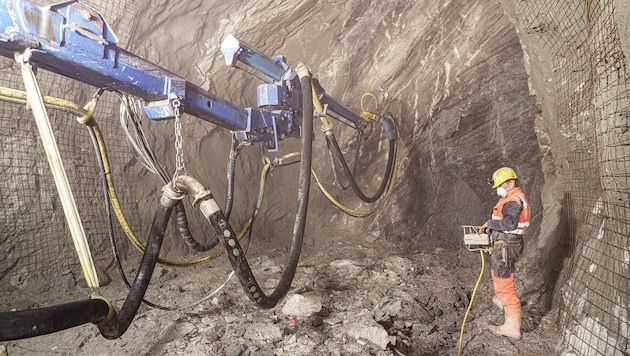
[125,0,544,250]
[1,0,546,310]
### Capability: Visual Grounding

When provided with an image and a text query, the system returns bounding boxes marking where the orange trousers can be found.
[491,270,520,306]
[490,234,524,306]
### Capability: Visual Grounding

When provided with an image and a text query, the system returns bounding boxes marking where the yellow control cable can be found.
[0,85,88,115]
[457,248,491,356]
[359,92,381,122]
[0,84,263,267]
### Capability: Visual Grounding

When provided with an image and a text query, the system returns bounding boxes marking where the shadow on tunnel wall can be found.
[540,191,575,312]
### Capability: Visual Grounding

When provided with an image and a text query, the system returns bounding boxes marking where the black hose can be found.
[270,72,314,301]
[85,121,173,311]
[224,135,242,220]
[175,202,219,252]
[326,128,363,190]
[175,136,242,252]
[195,72,314,309]
[0,299,111,341]
[98,196,176,339]
[326,117,396,203]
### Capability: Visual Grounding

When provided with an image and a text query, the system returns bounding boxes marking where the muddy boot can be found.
[492,296,503,310]
[488,303,521,340]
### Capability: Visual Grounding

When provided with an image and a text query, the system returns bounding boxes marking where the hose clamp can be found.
[162,181,186,203]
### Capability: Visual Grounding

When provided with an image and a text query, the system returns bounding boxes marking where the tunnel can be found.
[0,0,628,355]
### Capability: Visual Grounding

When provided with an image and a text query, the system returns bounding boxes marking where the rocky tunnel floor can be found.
[2,238,562,356]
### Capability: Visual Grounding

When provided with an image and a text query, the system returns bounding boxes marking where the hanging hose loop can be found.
[360,92,380,122]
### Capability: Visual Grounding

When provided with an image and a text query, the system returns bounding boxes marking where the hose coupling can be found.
[295,62,312,80]
[173,175,213,208]
[272,152,301,167]
[161,181,187,207]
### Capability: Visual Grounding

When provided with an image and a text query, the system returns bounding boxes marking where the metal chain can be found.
[173,99,187,180]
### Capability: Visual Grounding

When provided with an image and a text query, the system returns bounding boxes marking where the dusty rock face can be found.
[124,0,544,253]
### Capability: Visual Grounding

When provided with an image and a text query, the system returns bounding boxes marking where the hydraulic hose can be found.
[98,191,180,339]
[326,128,363,190]
[176,136,243,252]
[224,135,242,220]
[0,298,111,341]
[311,112,399,217]
[325,117,396,203]
[85,119,174,311]
[175,202,220,252]
[311,84,396,204]
[173,65,314,308]
[267,64,313,302]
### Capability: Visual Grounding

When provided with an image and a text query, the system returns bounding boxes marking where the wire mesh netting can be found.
[509,0,629,354]
[0,0,155,301]
[0,0,258,310]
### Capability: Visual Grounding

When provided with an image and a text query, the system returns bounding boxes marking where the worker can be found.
[478,167,530,341]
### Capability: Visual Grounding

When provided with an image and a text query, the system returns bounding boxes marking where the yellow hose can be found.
[0,85,88,116]
[0,85,266,267]
[359,92,380,122]
[457,248,491,356]
[311,84,331,130]
[92,121,268,266]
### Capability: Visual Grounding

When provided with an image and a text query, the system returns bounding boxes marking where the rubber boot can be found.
[489,303,521,340]
[492,296,503,310]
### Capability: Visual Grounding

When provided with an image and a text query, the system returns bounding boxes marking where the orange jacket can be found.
[489,187,530,235]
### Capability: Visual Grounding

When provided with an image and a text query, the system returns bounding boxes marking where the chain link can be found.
[173,99,187,180]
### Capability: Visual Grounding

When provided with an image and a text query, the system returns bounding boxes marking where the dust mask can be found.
[496,187,507,197]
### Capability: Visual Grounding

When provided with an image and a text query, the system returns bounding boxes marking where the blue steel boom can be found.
[0,0,364,150]
[0,0,398,342]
